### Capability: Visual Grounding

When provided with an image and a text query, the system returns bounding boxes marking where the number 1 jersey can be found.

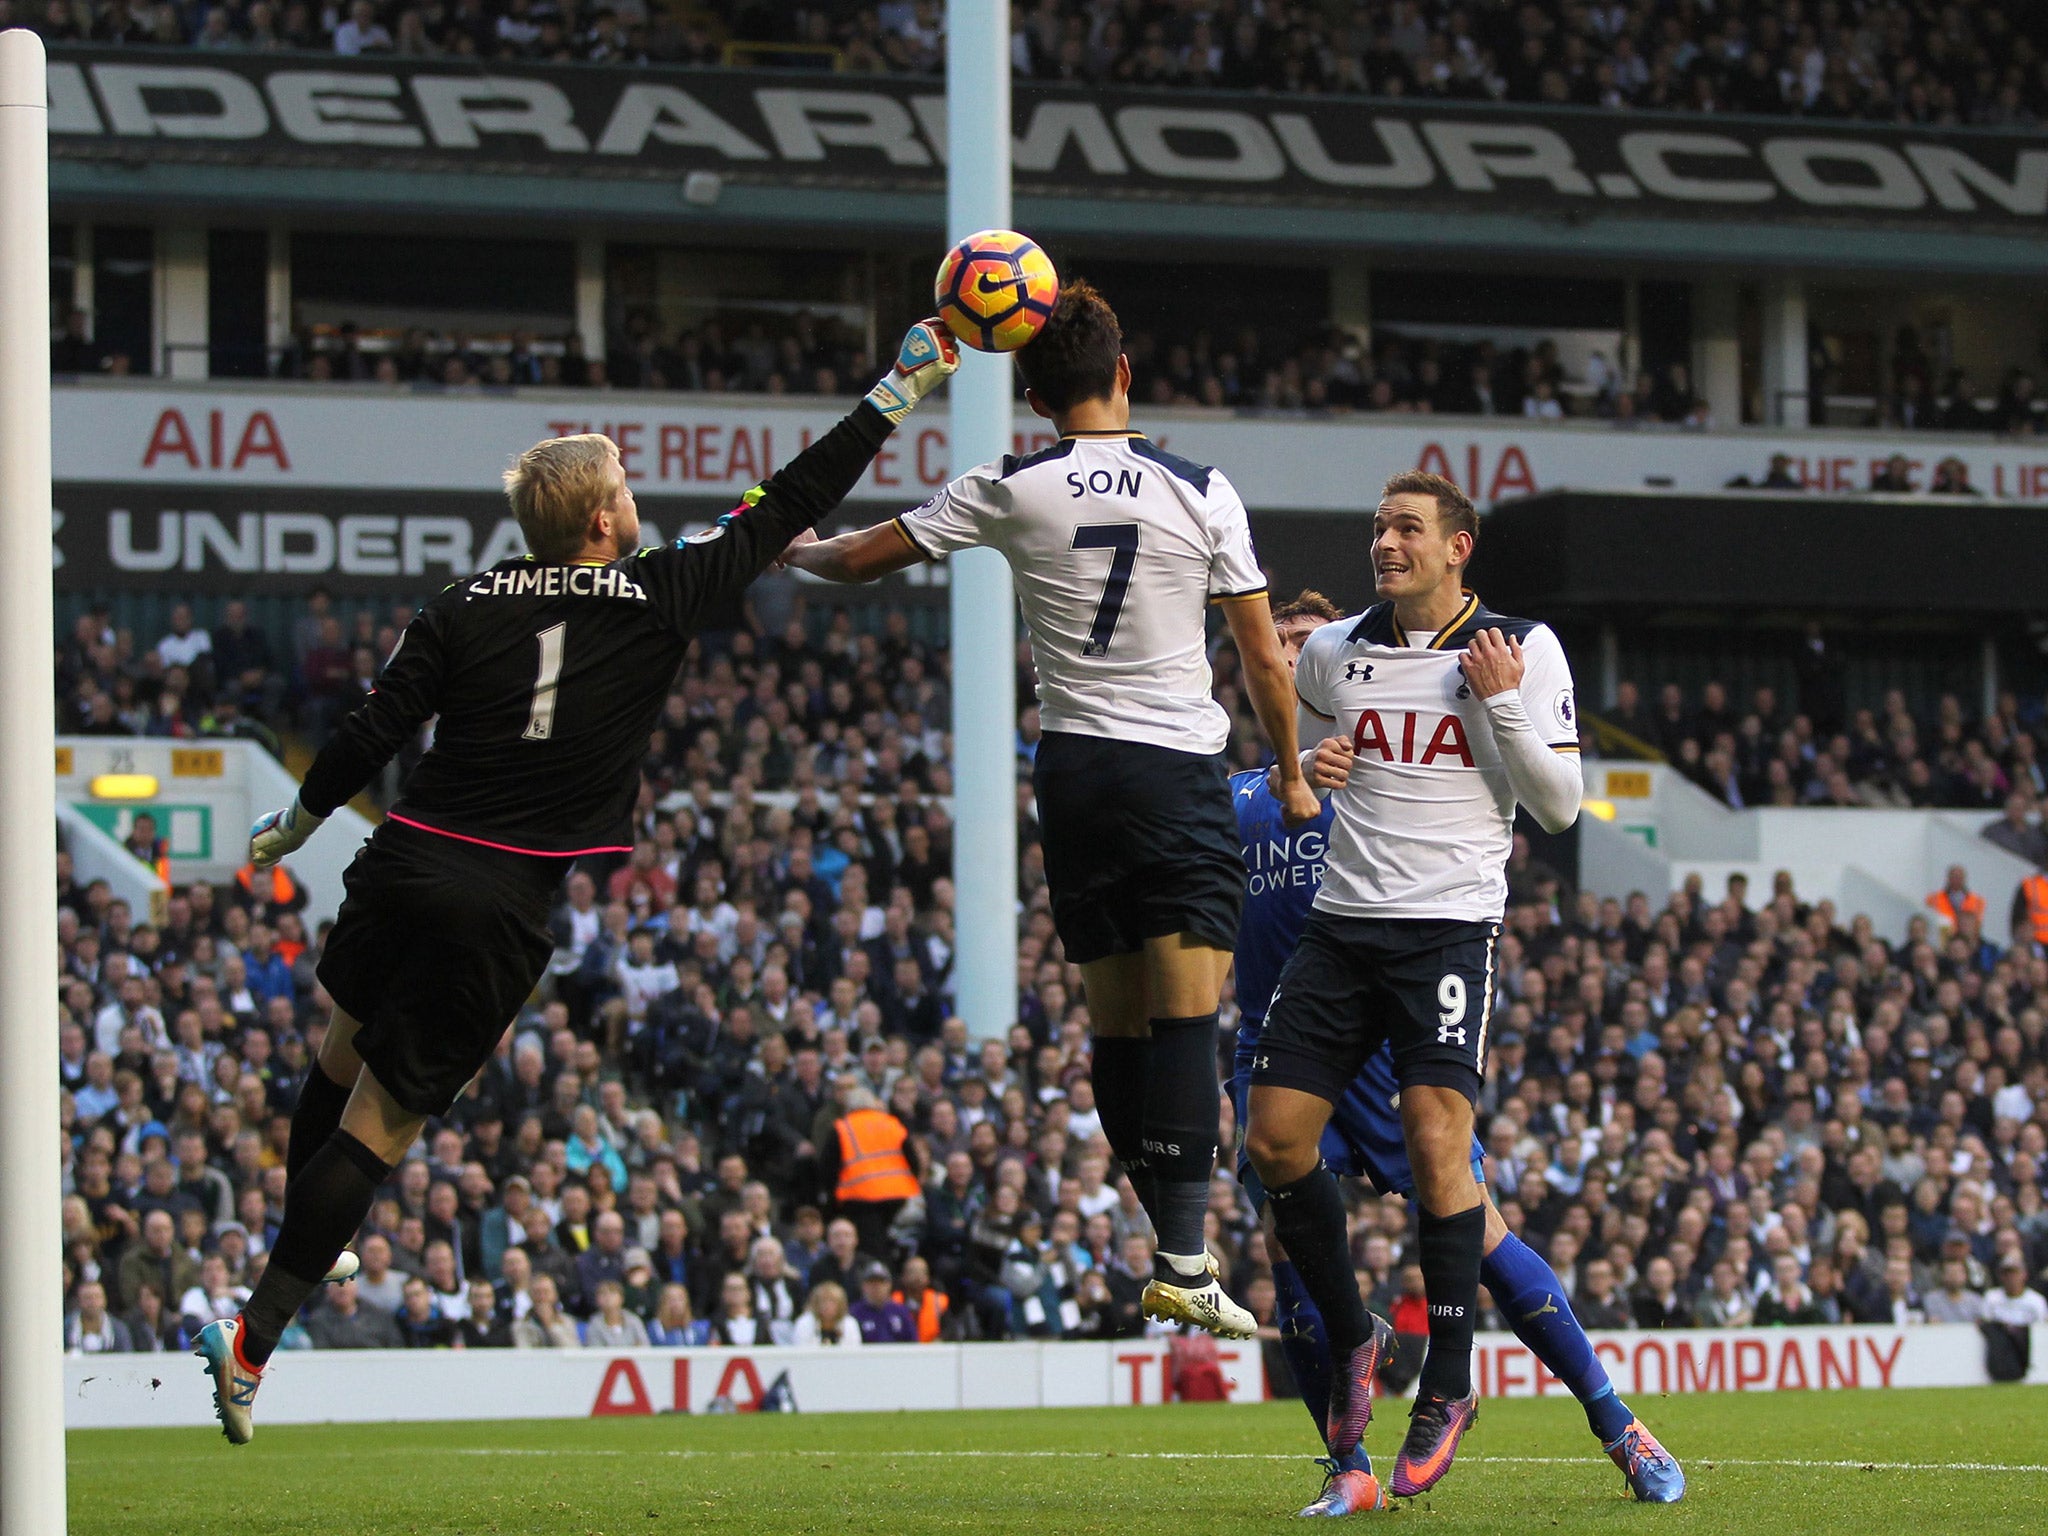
[894,432,1265,755]
[294,402,894,855]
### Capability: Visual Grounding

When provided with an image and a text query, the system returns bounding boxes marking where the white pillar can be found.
[265,224,292,365]
[575,236,606,362]
[946,0,1017,1041]
[1759,275,1809,429]
[155,222,208,380]
[1692,278,1741,429]
[0,33,68,1536]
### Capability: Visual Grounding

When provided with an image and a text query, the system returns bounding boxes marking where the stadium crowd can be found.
[200,309,1718,431]
[11,2,2048,129]
[1597,649,2048,825]
[53,588,2048,1369]
[57,299,2048,443]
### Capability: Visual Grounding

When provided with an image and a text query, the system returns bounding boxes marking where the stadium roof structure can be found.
[1477,488,2046,618]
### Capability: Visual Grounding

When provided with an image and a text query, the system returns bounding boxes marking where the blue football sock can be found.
[1272,1261,1334,1437]
[1481,1232,1634,1444]
[1274,1258,1371,1473]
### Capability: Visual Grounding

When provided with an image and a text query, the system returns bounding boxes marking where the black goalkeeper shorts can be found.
[317,819,568,1117]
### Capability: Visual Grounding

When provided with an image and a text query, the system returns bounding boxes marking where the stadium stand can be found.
[16,2,2048,129]
[57,313,2044,438]
[54,590,2048,1358]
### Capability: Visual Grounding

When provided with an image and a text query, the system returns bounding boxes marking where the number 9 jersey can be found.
[894,432,1265,755]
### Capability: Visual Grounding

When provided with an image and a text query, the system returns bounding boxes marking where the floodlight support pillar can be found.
[945,0,1018,1041]
[0,29,69,1536]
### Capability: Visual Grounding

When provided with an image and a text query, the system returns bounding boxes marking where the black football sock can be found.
[1089,1035,1159,1226]
[1143,1013,1222,1277]
[285,1063,353,1188]
[1267,1161,1371,1356]
[241,1130,394,1366]
[1415,1204,1485,1401]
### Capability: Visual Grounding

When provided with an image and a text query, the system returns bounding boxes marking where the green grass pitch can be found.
[69,1385,2045,1534]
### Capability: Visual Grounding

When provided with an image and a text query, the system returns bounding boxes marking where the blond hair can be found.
[502,433,619,563]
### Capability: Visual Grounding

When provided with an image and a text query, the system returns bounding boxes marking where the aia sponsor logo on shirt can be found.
[1350,709,1475,767]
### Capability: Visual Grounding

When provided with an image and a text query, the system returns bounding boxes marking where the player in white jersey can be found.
[786,280,1317,1338]
[1243,470,1583,1502]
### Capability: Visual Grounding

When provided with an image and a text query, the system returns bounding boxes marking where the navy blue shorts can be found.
[1249,910,1500,1105]
[1032,731,1243,966]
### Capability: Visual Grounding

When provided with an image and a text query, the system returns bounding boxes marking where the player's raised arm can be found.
[1222,591,1318,828]
[644,320,958,618]
[249,609,450,866]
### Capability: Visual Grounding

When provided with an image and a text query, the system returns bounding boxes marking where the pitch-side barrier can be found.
[64,1324,2048,1430]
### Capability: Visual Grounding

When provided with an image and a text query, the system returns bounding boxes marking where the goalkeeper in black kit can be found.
[193,321,960,1443]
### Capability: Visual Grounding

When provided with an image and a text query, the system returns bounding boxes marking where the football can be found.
[933,229,1060,353]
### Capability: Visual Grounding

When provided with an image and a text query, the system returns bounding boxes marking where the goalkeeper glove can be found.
[864,318,960,427]
[249,795,325,869]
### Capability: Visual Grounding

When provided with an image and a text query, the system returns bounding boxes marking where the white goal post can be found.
[0,26,68,1536]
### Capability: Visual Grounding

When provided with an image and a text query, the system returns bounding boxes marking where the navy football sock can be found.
[1415,1204,1484,1401]
[1089,1035,1159,1226]
[1142,1013,1221,1272]
[1483,1231,1633,1442]
[1267,1162,1371,1356]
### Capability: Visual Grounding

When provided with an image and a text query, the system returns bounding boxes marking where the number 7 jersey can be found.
[895,432,1265,754]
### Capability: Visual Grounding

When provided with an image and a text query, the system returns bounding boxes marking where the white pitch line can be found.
[439,1448,2048,1474]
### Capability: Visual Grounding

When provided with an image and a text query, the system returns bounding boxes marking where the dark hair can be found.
[1272,589,1342,624]
[1015,277,1122,413]
[1380,469,1479,549]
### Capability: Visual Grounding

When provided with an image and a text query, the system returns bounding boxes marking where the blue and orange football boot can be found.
[1389,1389,1478,1498]
[1298,1449,1389,1519]
[1605,1419,1685,1503]
[1324,1313,1396,1459]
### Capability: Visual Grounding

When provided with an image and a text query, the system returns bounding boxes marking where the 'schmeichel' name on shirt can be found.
[466,566,648,600]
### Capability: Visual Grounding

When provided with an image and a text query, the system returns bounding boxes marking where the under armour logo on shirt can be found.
[1343,661,1374,683]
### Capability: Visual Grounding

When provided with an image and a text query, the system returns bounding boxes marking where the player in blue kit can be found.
[1230,591,1684,1517]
